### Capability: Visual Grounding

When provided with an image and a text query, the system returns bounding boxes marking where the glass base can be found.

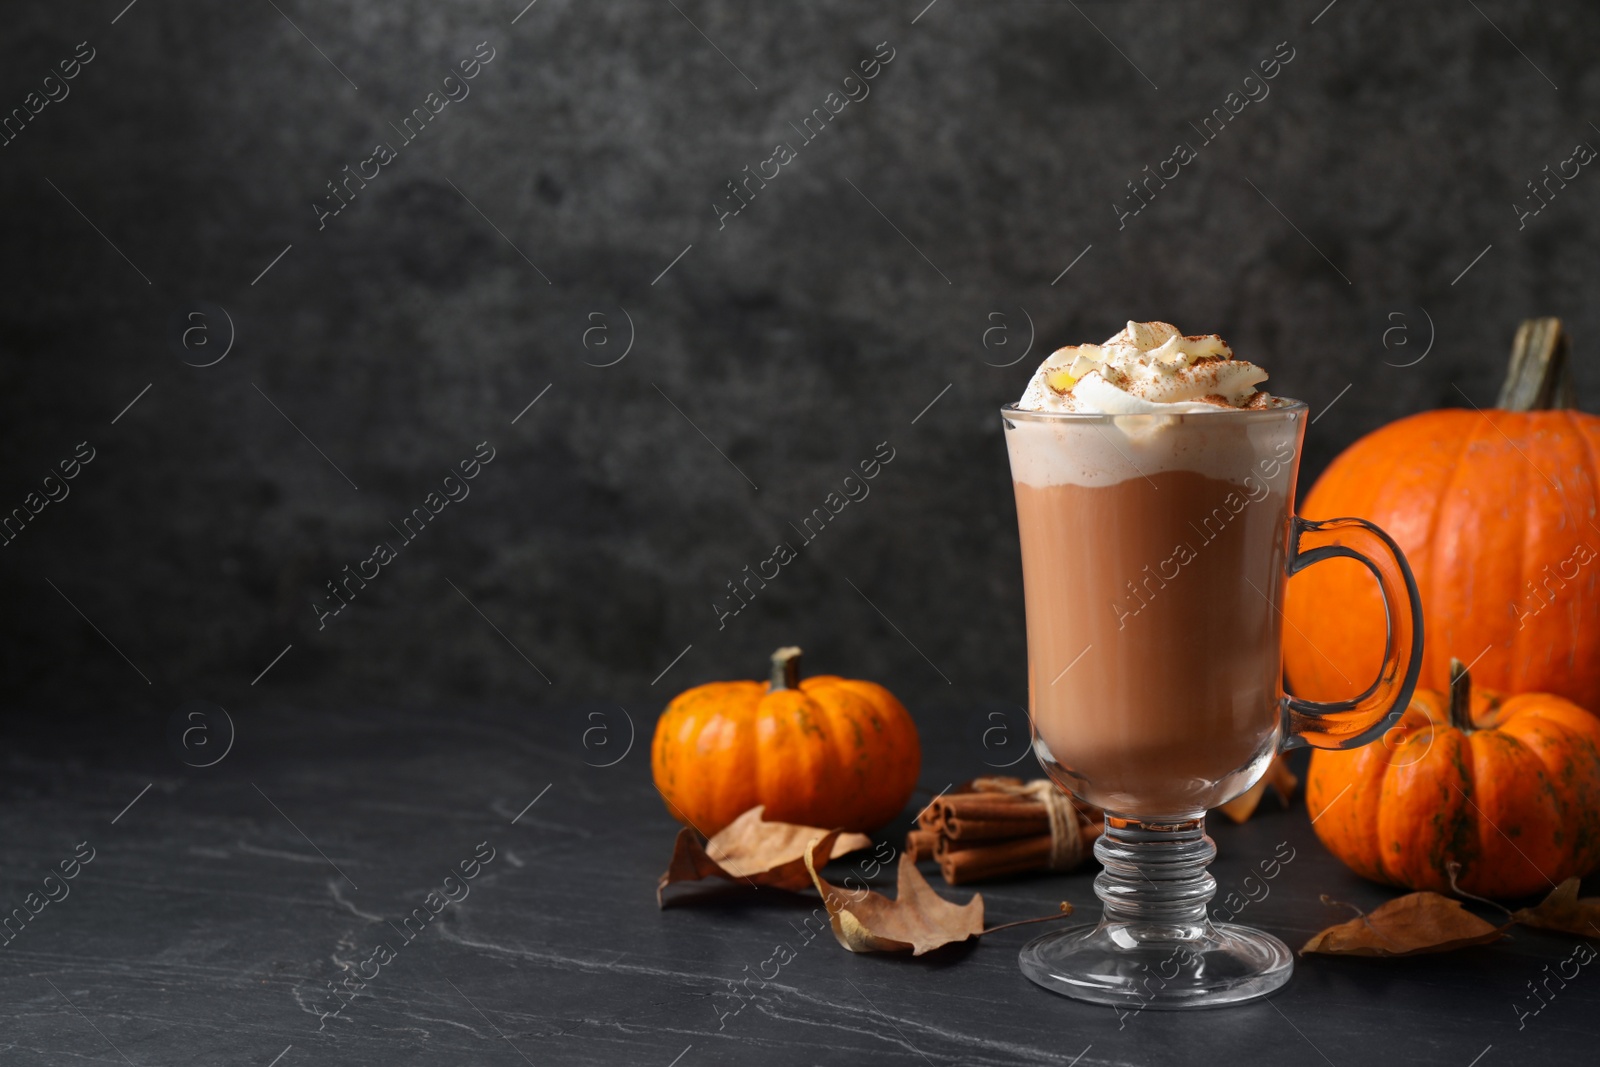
[1018,919,1292,1009]
[1017,810,1292,1010]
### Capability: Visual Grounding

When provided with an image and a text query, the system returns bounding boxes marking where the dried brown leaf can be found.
[657,806,871,906]
[1216,755,1299,824]
[1511,878,1600,939]
[1216,779,1269,825]
[1300,891,1508,957]
[804,836,985,955]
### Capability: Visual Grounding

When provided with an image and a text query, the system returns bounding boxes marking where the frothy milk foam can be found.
[1006,322,1303,815]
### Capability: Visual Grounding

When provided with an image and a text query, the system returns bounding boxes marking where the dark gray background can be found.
[3,0,1596,741]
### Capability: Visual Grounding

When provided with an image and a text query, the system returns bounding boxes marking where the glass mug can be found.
[1001,400,1422,1008]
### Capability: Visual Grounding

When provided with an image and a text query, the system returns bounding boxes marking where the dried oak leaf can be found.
[657,806,871,906]
[1301,891,1508,957]
[1511,878,1600,939]
[1216,755,1299,824]
[804,836,985,955]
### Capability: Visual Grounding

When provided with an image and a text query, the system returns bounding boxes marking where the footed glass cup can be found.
[1002,401,1422,1009]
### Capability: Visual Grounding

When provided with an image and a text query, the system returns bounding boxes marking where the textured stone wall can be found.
[3,0,1595,732]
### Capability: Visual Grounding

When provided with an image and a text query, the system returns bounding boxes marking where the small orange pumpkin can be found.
[1306,659,1600,899]
[651,647,921,836]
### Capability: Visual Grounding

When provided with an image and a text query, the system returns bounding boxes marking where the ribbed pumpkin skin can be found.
[1283,409,1600,712]
[1306,683,1600,898]
[651,674,921,836]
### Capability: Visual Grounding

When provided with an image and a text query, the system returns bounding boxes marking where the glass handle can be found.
[1280,516,1424,751]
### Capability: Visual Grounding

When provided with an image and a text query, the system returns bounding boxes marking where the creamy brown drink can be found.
[1006,322,1299,815]
[1007,323,1422,1009]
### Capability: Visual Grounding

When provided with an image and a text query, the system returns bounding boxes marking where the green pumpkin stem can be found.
[770,646,803,690]
[1448,657,1475,734]
[1497,317,1575,411]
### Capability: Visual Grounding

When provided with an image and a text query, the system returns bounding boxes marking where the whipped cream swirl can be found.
[1018,321,1273,414]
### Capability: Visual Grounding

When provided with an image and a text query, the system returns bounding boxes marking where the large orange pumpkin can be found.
[1284,320,1600,711]
[651,647,921,836]
[1306,660,1600,898]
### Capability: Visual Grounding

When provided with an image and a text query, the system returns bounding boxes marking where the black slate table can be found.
[2,699,1594,1067]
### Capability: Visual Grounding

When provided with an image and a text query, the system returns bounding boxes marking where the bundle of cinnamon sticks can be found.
[906,777,1103,885]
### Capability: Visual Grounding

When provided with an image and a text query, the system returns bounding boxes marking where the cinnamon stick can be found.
[936,834,1053,885]
[940,838,1048,884]
[934,791,1051,840]
[943,814,1052,841]
[937,794,1040,820]
[909,777,1104,884]
[931,817,1104,884]
[905,828,938,862]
